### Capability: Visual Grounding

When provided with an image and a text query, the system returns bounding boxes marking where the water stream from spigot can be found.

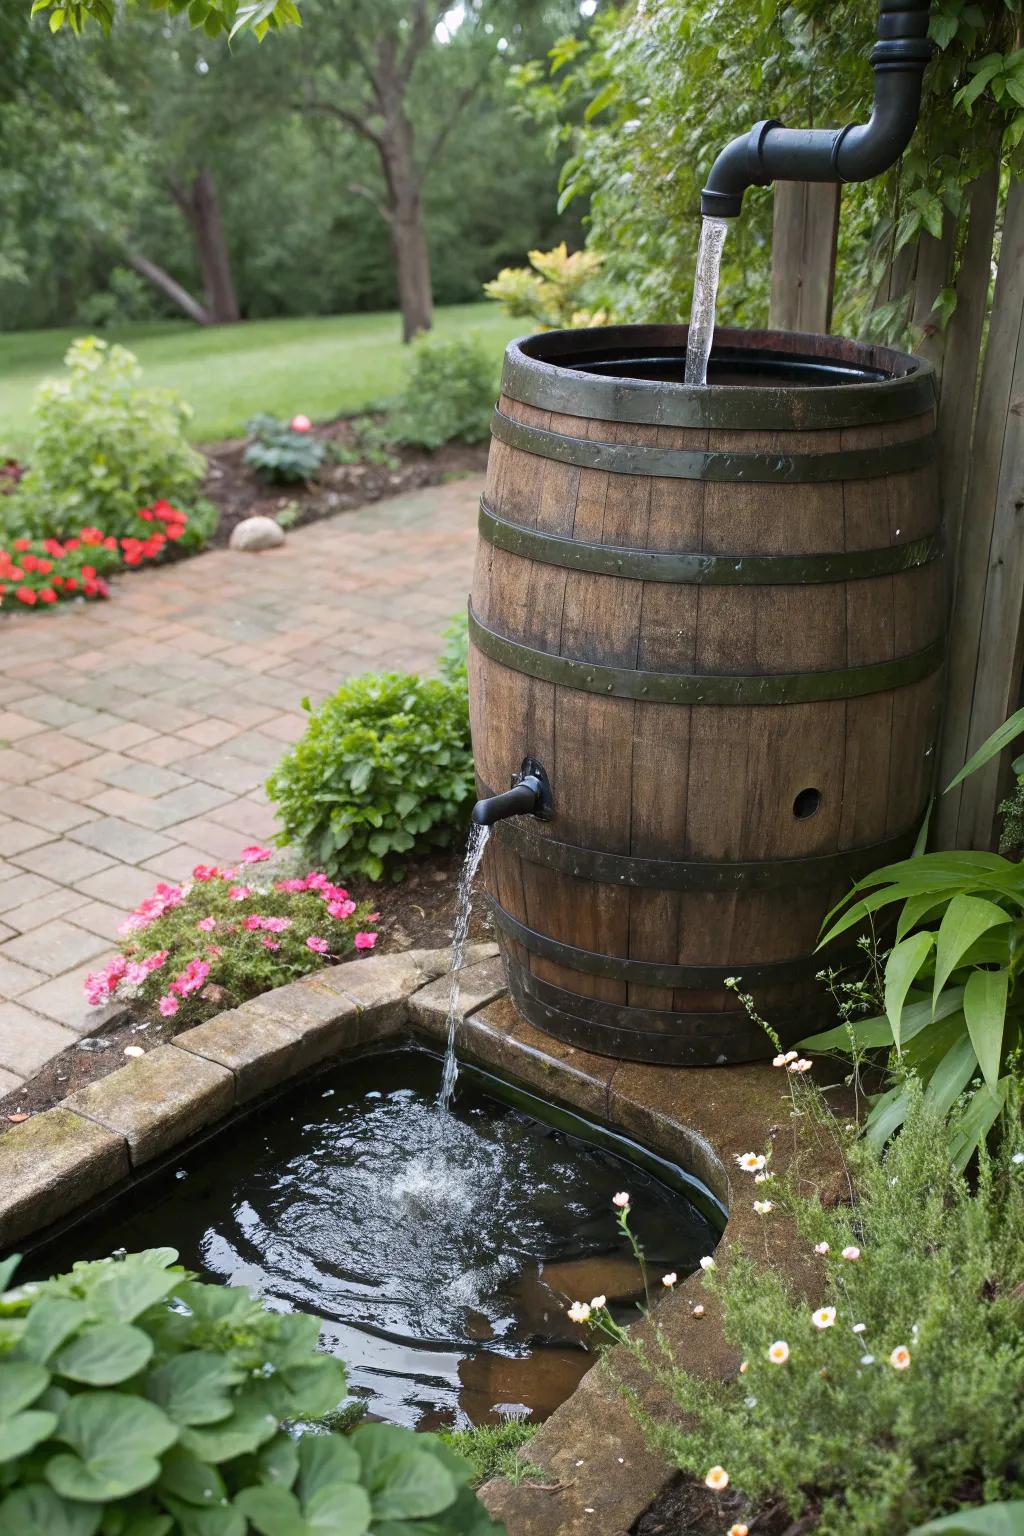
[684,215,730,388]
[438,822,491,1111]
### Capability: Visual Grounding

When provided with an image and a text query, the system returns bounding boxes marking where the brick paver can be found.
[0,478,481,1089]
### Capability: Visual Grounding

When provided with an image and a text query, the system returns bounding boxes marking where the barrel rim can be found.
[501,324,937,429]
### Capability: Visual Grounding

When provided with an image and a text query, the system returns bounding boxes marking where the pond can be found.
[27,1045,722,1429]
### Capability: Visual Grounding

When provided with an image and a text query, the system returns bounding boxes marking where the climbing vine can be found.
[513,0,1023,340]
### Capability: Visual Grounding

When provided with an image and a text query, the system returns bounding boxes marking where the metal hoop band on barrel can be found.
[490,901,847,989]
[469,606,944,707]
[490,409,936,483]
[505,965,806,1065]
[478,500,938,586]
[480,808,915,891]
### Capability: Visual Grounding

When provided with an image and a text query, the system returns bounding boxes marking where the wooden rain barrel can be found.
[468,325,943,1066]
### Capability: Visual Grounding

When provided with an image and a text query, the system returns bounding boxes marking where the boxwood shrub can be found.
[267,635,473,881]
[0,1247,502,1535]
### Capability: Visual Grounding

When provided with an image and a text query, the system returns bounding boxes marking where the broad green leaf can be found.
[944,706,1024,792]
[147,1351,244,1425]
[896,890,949,941]
[923,1034,977,1116]
[864,1085,910,1148]
[0,1360,50,1416]
[909,1501,1024,1535]
[235,1480,372,1536]
[949,1079,1010,1172]
[0,1409,59,1460]
[296,1432,360,1500]
[0,1256,20,1295]
[54,1323,153,1386]
[17,1299,91,1364]
[801,985,965,1054]
[161,1497,246,1536]
[45,1391,178,1502]
[0,1484,101,1536]
[963,968,1009,1089]
[884,933,935,1052]
[158,1444,226,1505]
[368,1450,457,1522]
[89,1254,179,1322]
[257,1433,300,1488]
[933,896,1011,1007]
[180,1385,279,1463]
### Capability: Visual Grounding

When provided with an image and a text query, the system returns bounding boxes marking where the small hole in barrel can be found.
[793,788,822,820]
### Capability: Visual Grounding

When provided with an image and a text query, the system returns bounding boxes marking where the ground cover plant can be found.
[569,1085,1024,1536]
[3,338,207,546]
[268,623,473,882]
[243,413,327,484]
[384,335,499,452]
[82,847,378,1024]
[0,1246,503,1535]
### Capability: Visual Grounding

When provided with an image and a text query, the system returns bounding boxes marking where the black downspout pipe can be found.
[700,0,933,219]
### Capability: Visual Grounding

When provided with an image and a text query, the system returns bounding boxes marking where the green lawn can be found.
[0,303,524,456]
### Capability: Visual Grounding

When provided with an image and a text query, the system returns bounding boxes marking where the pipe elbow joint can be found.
[700,122,777,219]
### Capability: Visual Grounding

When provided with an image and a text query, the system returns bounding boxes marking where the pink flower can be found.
[262,916,292,933]
[319,883,349,903]
[304,872,329,891]
[243,914,264,930]
[197,917,217,932]
[192,864,224,882]
[118,882,184,934]
[124,962,150,986]
[354,931,378,950]
[159,995,179,1017]
[228,886,251,902]
[367,912,381,921]
[262,938,281,951]
[306,936,330,954]
[275,878,307,893]
[143,950,168,973]
[290,413,312,432]
[171,958,211,998]
[328,899,356,920]
[240,845,273,864]
[83,954,129,1006]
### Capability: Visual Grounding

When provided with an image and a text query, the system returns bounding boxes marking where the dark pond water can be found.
[27,1046,721,1428]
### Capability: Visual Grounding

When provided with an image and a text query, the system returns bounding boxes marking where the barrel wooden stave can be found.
[469,331,942,1064]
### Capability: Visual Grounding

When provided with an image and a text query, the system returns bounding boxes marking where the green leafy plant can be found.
[573,1089,1024,1536]
[910,1505,1024,1536]
[267,641,473,882]
[82,849,379,1024]
[439,1421,540,1488]
[484,243,611,331]
[805,707,1024,1167]
[30,0,303,42]
[243,415,327,485]
[385,335,498,452]
[0,1246,502,1534]
[6,338,206,545]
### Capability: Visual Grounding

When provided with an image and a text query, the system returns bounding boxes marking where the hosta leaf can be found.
[933,896,1011,1007]
[45,1391,178,1502]
[257,1432,300,1488]
[368,1450,457,1522]
[0,1483,101,1536]
[909,1501,1024,1535]
[296,1432,360,1502]
[963,968,1009,1088]
[161,1496,246,1536]
[884,933,935,1052]
[158,1444,227,1505]
[235,1480,372,1536]
[0,1409,59,1460]
[179,1385,279,1463]
[147,1351,244,1426]
[17,1298,91,1364]
[0,1360,50,1416]
[89,1254,179,1322]
[54,1322,153,1385]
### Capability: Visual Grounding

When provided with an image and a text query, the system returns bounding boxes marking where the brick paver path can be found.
[0,478,481,1092]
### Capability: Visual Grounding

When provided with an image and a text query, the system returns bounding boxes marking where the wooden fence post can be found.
[935,176,1024,849]
[769,181,840,333]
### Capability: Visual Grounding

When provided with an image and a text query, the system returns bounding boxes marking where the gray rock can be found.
[229,515,285,552]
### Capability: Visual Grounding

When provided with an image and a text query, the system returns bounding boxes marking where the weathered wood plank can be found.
[769,182,840,335]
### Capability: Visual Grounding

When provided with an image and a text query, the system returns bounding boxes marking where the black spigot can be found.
[701,0,933,219]
[472,757,553,827]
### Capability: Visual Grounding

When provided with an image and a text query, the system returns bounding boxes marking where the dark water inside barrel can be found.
[572,350,887,387]
[26,1048,720,1429]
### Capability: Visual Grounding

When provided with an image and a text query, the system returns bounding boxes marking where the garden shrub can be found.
[6,338,206,544]
[0,1246,503,1535]
[83,848,378,1023]
[243,413,327,484]
[267,647,474,882]
[484,243,611,331]
[385,334,498,451]
[574,1087,1024,1536]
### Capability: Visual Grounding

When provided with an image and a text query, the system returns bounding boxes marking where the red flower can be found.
[64,578,77,592]
[103,536,117,550]
[82,566,96,582]
[81,528,104,545]
[39,588,57,604]
[16,588,37,605]
[13,538,30,552]
[165,524,185,541]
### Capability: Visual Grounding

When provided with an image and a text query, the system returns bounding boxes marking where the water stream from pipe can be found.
[439,821,491,1110]
[684,215,730,387]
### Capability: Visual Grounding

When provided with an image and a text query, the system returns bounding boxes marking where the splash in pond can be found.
[30,1049,720,1428]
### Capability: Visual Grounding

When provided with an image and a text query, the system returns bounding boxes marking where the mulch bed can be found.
[202,416,487,547]
[0,847,493,1132]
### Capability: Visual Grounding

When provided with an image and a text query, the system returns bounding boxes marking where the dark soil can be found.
[0,846,493,1133]
[201,416,487,547]
[632,1475,813,1536]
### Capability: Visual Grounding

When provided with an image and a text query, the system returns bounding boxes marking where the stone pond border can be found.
[0,944,828,1536]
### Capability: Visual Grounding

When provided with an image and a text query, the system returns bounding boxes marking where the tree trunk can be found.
[123,249,211,326]
[170,168,240,325]
[381,99,433,341]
